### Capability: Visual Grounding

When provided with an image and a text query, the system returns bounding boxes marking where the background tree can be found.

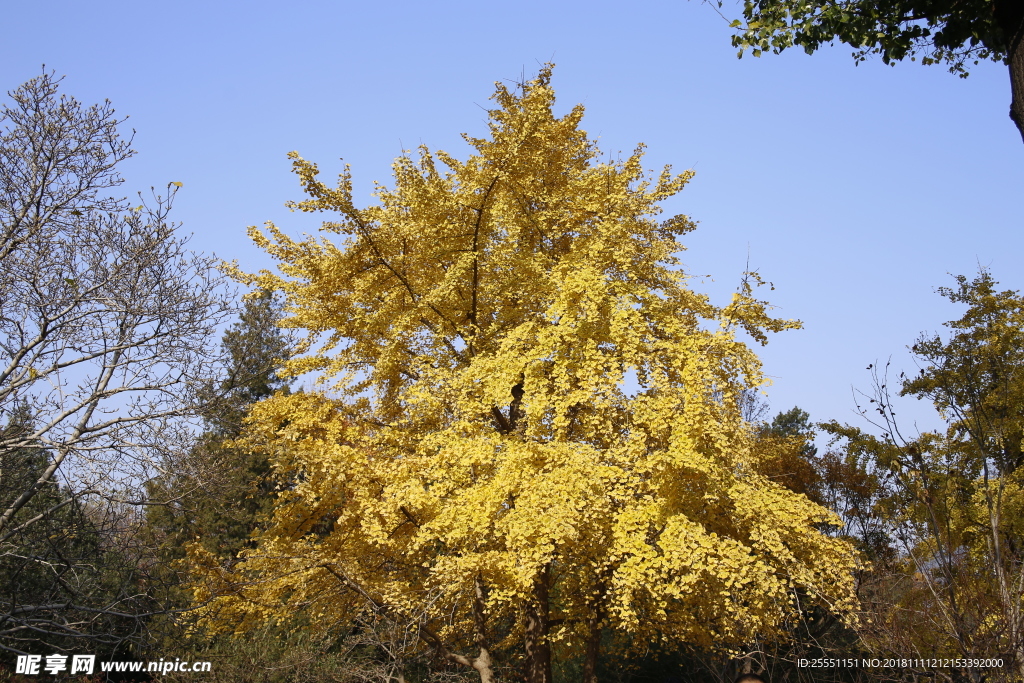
[821,269,1024,679]
[142,289,291,642]
[721,409,870,683]
[715,0,1024,142]
[0,401,153,657]
[192,67,858,683]
[754,407,823,504]
[199,289,293,438]
[0,72,229,653]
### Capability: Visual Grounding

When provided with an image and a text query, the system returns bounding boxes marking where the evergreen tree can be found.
[0,402,149,655]
[144,290,290,602]
[753,407,823,505]
[201,289,293,439]
[766,406,817,454]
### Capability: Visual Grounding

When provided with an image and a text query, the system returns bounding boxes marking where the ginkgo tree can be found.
[192,67,857,683]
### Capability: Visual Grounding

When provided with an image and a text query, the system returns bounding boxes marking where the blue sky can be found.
[3,0,1021,441]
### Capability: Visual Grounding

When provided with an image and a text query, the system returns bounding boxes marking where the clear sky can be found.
[3,0,1021,442]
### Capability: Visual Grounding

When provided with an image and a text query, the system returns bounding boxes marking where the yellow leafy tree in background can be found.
[193,67,856,683]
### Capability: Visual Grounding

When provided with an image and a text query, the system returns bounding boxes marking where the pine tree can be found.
[753,407,823,504]
[144,290,290,600]
[0,402,147,655]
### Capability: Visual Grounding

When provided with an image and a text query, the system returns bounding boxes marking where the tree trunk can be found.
[581,581,607,683]
[470,575,498,683]
[523,564,553,683]
[467,650,497,683]
[995,0,1024,142]
[323,566,498,683]
[581,607,602,683]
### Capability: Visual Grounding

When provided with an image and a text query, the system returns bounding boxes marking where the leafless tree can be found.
[0,72,230,653]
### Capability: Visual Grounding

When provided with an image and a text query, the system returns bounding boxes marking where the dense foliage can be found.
[819,271,1024,680]
[190,67,858,683]
[719,0,1024,140]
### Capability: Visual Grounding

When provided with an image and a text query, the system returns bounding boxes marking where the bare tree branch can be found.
[0,71,232,654]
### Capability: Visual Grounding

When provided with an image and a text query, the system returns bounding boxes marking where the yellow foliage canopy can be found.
[196,67,856,677]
